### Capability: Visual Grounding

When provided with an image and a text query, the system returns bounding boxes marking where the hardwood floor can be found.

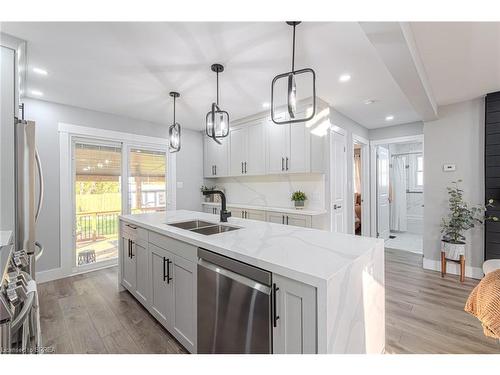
[37,249,500,354]
[38,267,186,354]
[385,248,500,354]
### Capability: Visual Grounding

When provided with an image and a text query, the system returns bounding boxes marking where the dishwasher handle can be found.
[198,258,271,295]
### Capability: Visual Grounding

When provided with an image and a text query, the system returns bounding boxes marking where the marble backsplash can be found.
[207,173,326,211]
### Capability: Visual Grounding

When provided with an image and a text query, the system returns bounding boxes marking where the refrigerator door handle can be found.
[35,148,44,222]
[34,241,44,262]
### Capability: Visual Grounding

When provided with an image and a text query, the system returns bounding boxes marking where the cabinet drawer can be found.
[121,221,148,243]
[149,231,197,261]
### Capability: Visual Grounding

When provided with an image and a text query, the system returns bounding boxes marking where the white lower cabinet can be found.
[121,235,136,291]
[134,241,149,306]
[266,212,312,228]
[203,205,219,215]
[228,207,266,221]
[148,242,197,353]
[273,274,317,354]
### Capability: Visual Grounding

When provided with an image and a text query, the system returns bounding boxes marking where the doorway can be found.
[352,135,370,236]
[330,128,347,233]
[371,136,424,254]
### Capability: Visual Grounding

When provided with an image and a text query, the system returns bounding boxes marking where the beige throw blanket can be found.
[465,269,500,339]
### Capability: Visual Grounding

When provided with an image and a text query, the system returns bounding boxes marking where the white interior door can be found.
[331,130,346,233]
[376,145,390,239]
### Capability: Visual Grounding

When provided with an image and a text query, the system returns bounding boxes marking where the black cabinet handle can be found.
[286,216,289,225]
[285,157,289,171]
[273,283,280,327]
[128,239,131,258]
[214,165,217,175]
[244,162,247,174]
[163,257,167,281]
[241,162,244,174]
[281,157,284,171]
[130,241,135,258]
[282,215,285,224]
[166,258,172,284]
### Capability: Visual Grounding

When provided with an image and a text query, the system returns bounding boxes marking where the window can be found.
[409,154,424,192]
[128,148,167,214]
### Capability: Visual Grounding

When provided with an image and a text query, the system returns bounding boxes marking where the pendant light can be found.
[271,21,316,125]
[205,63,229,144]
[168,91,181,153]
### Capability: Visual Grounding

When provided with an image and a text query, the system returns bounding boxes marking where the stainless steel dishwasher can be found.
[197,248,273,354]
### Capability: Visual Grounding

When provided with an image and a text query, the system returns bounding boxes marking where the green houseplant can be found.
[291,191,307,209]
[440,180,496,260]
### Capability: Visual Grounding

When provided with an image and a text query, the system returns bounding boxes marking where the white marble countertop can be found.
[201,201,327,216]
[120,210,382,287]
[0,231,13,248]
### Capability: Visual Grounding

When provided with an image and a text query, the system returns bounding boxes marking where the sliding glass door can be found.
[128,147,167,214]
[73,140,122,267]
[71,139,168,269]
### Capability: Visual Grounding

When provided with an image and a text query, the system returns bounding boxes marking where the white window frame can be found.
[408,153,424,193]
[58,123,175,279]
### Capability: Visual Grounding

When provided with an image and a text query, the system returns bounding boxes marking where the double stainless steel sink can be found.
[167,220,240,236]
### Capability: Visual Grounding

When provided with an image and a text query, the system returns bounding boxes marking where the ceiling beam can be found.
[359,22,438,121]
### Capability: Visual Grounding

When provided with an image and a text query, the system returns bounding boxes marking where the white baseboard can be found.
[423,257,484,280]
[36,261,117,284]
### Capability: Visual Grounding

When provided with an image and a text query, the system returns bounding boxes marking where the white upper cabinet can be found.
[266,121,289,174]
[229,120,266,176]
[204,108,326,178]
[204,135,229,178]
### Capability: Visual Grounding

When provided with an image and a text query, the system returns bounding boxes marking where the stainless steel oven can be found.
[197,248,272,354]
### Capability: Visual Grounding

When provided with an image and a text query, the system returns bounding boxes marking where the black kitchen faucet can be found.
[202,190,231,222]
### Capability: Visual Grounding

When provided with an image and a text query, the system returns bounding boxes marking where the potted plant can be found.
[291,191,307,209]
[440,180,497,260]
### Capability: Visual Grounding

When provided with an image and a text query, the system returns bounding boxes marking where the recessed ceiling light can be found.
[385,115,394,121]
[262,102,270,109]
[364,99,376,105]
[33,67,48,76]
[30,90,43,97]
[339,74,351,83]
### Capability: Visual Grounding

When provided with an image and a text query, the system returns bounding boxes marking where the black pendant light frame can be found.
[205,63,229,145]
[168,91,181,153]
[271,21,316,125]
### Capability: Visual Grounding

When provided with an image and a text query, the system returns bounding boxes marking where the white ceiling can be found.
[2,22,424,130]
[410,22,500,106]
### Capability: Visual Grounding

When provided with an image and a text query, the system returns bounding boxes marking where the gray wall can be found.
[24,98,202,273]
[369,121,424,140]
[423,98,485,271]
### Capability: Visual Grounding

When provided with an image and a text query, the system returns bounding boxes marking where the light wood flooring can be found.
[37,249,500,354]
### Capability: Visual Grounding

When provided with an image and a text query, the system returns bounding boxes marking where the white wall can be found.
[369,121,424,140]
[423,98,484,278]
[23,98,202,273]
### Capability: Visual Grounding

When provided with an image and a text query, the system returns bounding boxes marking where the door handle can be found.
[273,283,280,327]
[35,148,44,222]
[285,157,289,171]
[166,258,172,283]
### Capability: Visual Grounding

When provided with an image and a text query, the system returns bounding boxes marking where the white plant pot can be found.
[441,240,466,261]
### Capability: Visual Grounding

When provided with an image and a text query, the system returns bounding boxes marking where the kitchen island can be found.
[118,210,384,354]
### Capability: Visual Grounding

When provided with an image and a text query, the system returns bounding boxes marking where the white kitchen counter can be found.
[120,210,381,287]
[201,201,327,216]
[120,210,385,354]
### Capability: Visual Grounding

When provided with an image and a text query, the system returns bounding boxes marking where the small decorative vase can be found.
[294,200,305,209]
[441,240,466,261]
